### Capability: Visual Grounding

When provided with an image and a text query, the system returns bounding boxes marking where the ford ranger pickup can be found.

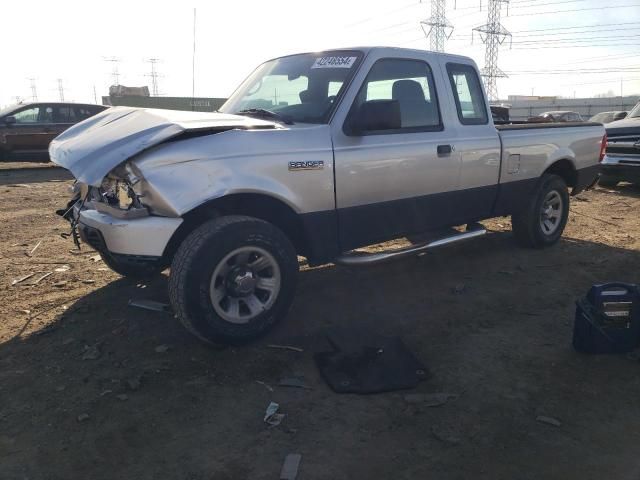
[50,47,605,344]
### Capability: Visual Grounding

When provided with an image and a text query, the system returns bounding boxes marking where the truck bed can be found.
[496,121,602,131]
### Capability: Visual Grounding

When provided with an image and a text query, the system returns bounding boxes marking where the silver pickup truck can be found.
[51,47,605,344]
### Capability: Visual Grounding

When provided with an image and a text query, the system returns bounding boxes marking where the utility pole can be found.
[420,0,453,52]
[103,57,121,86]
[146,58,161,96]
[28,78,38,101]
[93,85,98,104]
[473,0,511,102]
[57,79,65,102]
[192,8,197,101]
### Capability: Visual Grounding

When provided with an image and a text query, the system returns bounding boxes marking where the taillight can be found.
[599,133,607,163]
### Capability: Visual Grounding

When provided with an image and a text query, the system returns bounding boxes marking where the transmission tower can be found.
[473,0,511,101]
[57,79,65,102]
[28,78,38,101]
[103,57,121,86]
[420,0,453,52]
[145,58,161,96]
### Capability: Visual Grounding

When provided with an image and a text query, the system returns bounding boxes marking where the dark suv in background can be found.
[0,102,107,161]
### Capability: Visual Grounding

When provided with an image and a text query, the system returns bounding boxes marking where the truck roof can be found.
[266,46,474,64]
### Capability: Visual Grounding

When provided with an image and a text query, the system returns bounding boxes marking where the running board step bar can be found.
[334,226,487,266]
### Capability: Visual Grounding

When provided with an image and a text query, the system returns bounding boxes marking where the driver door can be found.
[330,56,461,251]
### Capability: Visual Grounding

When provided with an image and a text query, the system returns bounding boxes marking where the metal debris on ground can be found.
[404,393,458,407]
[81,344,101,361]
[27,240,42,257]
[279,453,302,480]
[11,273,35,286]
[128,299,171,313]
[126,377,142,391]
[82,279,96,284]
[536,415,562,427]
[431,424,461,446]
[264,401,285,427]
[77,413,90,423]
[278,377,312,389]
[32,272,53,285]
[267,344,304,353]
[256,380,274,392]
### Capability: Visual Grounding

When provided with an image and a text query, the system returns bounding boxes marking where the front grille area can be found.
[607,134,640,156]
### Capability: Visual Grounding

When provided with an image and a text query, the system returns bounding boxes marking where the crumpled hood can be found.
[49,106,278,186]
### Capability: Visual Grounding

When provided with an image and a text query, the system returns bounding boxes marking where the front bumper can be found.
[76,207,183,257]
[600,154,640,183]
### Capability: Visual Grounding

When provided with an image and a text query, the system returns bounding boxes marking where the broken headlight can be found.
[99,163,145,211]
[100,177,139,209]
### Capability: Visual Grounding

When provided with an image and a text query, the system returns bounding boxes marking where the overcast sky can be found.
[1,0,639,107]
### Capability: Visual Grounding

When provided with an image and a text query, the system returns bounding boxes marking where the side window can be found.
[40,106,54,123]
[53,106,72,123]
[447,63,488,125]
[351,58,441,131]
[75,107,93,120]
[12,107,40,124]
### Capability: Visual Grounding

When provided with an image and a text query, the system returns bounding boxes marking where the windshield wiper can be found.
[236,108,294,125]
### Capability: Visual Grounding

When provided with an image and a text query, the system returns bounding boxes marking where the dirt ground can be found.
[1,162,639,480]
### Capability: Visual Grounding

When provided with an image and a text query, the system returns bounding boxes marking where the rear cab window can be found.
[446,63,488,125]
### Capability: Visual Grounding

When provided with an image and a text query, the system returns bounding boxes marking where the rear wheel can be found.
[511,174,569,248]
[169,216,298,345]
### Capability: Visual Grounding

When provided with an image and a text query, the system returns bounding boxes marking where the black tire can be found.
[511,174,569,248]
[169,215,298,345]
[99,251,166,279]
[598,177,619,189]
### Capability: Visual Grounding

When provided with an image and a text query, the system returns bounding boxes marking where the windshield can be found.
[590,112,613,124]
[0,104,19,118]
[628,102,640,118]
[220,51,364,124]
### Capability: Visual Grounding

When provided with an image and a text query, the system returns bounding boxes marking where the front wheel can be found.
[168,216,298,345]
[511,174,569,248]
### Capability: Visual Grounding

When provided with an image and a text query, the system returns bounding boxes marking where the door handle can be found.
[437,144,453,156]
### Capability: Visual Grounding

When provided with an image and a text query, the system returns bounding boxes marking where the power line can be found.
[145,58,161,96]
[103,57,121,86]
[473,0,511,101]
[28,78,38,102]
[509,21,640,33]
[507,3,640,17]
[420,0,454,52]
[509,42,640,49]
[57,79,65,102]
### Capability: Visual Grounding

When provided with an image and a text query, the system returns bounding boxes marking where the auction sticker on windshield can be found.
[312,56,357,69]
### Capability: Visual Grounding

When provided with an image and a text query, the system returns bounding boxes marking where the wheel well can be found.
[544,159,577,188]
[163,194,309,263]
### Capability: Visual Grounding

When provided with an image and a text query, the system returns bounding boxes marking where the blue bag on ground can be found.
[573,283,640,354]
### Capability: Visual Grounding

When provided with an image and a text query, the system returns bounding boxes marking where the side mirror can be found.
[4,116,16,125]
[350,100,401,135]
